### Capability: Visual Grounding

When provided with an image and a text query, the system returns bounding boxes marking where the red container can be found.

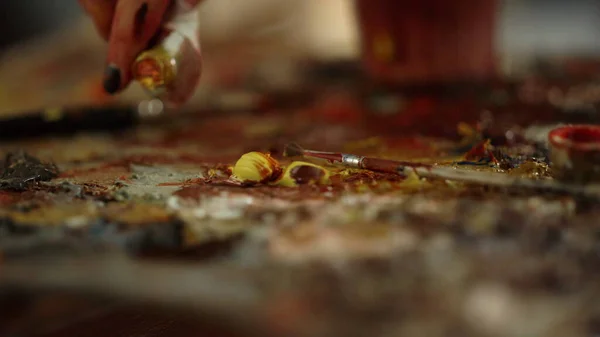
[355,0,498,84]
[549,125,600,182]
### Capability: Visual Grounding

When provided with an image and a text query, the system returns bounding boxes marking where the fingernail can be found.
[103,64,121,94]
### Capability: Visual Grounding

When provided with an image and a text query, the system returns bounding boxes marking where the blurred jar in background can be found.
[355,0,498,84]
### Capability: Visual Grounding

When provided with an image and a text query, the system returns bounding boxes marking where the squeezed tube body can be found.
[133,28,202,107]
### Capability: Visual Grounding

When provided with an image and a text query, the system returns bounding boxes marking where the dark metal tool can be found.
[0,102,166,141]
[0,89,314,142]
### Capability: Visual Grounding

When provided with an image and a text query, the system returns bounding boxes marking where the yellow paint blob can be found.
[232,152,281,184]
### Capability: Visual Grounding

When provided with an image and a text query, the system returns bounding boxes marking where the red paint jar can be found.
[355,0,498,84]
[549,125,600,182]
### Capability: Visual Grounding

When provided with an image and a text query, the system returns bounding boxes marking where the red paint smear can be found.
[0,191,17,205]
[464,139,498,164]
[173,170,405,202]
[157,177,207,187]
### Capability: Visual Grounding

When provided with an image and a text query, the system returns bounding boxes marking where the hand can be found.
[79,0,203,95]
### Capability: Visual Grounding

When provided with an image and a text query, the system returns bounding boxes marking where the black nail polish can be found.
[103,65,121,94]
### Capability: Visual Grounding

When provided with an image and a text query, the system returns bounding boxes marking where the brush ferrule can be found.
[341,154,364,168]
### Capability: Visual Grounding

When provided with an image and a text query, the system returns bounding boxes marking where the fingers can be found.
[104,0,172,94]
[102,0,203,96]
[78,0,117,41]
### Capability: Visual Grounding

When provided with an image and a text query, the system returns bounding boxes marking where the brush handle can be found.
[402,165,600,198]
[360,157,411,174]
[309,147,599,198]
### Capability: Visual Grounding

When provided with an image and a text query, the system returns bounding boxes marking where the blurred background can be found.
[0,0,599,115]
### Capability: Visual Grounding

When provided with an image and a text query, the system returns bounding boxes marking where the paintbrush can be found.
[284,143,600,198]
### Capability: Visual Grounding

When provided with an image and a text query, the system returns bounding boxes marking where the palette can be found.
[1,78,600,337]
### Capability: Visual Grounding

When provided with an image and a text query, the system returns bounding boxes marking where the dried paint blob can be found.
[277,161,330,187]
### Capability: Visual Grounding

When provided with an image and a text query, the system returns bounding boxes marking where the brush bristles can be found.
[283,143,305,157]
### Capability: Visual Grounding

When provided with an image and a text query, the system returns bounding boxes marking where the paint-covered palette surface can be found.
[1,95,600,337]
